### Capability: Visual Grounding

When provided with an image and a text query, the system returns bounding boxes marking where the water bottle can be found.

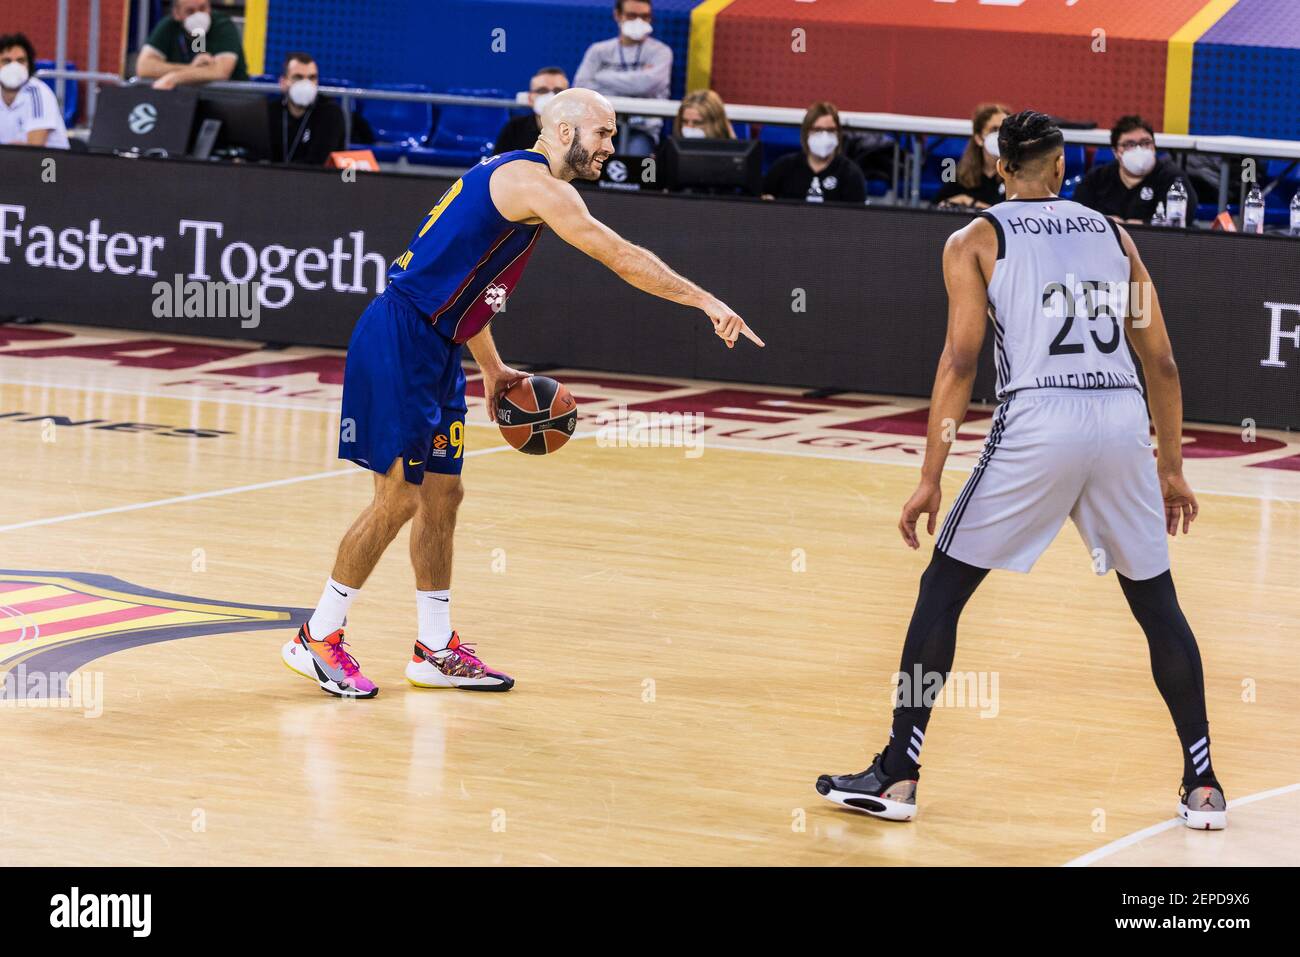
[1151,201,1166,227]
[1290,191,1300,236]
[1165,179,1188,228]
[1243,184,1265,234]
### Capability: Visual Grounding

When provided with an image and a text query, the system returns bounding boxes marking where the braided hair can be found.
[997,110,1064,176]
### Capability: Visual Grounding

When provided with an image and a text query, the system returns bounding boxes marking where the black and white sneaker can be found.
[815,749,918,821]
[1179,781,1227,830]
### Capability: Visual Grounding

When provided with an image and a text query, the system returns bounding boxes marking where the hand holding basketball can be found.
[899,479,942,549]
[496,375,578,455]
[703,298,764,349]
[481,363,528,423]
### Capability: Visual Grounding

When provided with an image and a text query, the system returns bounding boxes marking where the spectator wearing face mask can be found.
[1073,115,1194,225]
[935,102,1009,208]
[574,0,671,147]
[494,67,569,154]
[673,89,735,140]
[0,32,69,149]
[761,102,866,205]
[267,52,346,166]
[137,0,249,90]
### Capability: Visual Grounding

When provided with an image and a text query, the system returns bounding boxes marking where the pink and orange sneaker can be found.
[405,632,514,691]
[281,623,379,699]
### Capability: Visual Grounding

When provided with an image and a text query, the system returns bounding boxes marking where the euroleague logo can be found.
[605,159,629,183]
[127,103,158,135]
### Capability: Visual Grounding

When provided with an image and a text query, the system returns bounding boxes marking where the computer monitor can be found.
[88,85,198,156]
[194,90,273,162]
[662,137,761,195]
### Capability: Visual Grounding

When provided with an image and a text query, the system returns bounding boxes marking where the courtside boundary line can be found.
[2,382,1289,509]
[0,376,346,415]
[0,445,515,533]
[1062,781,1300,866]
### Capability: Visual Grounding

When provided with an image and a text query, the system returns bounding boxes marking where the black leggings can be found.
[883,553,1213,785]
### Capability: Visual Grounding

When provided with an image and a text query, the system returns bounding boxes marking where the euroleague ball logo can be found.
[605,159,629,183]
[128,103,158,135]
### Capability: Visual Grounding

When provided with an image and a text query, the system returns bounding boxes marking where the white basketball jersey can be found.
[981,198,1140,399]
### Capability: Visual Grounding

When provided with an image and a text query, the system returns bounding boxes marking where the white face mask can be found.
[0,61,28,91]
[807,130,838,159]
[679,126,706,139]
[620,18,653,42]
[183,11,212,35]
[983,131,1001,158]
[532,92,555,117]
[288,79,317,108]
[1121,147,1156,178]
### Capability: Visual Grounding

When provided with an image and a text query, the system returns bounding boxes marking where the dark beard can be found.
[564,132,601,180]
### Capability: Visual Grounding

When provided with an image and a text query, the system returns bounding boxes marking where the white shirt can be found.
[981,198,1139,399]
[0,76,70,149]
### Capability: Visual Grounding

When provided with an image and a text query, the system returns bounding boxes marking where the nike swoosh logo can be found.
[331,586,348,596]
[428,596,448,603]
[408,459,424,466]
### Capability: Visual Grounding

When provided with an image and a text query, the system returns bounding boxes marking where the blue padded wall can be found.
[265,0,694,98]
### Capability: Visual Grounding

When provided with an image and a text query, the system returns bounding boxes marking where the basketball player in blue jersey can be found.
[282,88,763,698]
[816,112,1227,830]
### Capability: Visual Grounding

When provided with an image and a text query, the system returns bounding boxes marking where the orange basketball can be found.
[495,375,578,455]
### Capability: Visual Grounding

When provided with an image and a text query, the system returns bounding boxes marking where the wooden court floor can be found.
[0,324,1297,867]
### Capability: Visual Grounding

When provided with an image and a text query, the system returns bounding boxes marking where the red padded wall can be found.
[6,0,130,76]
[710,0,1211,129]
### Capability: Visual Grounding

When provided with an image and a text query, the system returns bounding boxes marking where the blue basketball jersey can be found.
[386,149,549,343]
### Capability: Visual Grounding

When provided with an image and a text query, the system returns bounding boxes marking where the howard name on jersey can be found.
[980,199,1141,400]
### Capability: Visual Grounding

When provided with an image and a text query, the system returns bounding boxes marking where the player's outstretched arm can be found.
[493,166,763,349]
[900,219,990,548]
[1116,226,1198,536]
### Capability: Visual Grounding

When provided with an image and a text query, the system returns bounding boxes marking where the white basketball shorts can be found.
[936,389,1170,580]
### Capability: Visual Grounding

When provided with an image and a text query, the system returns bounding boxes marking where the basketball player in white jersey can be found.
[816,112,1226,830]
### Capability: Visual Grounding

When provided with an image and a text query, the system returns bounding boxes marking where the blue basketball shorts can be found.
[339,290,467,484]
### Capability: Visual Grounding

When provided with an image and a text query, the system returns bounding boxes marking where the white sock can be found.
[417,589,452,649]
[307,577,358,638]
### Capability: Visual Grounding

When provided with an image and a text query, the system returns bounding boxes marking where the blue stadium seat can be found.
[758,123,802,172]
[1064,144,1085,181]
[36,60,78,127]
[408,87,511,167]
[354,83,436,161]
[920,135,966,200]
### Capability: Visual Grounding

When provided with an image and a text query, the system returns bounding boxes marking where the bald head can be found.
[537,88,617,181]
[540,88,614,135]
